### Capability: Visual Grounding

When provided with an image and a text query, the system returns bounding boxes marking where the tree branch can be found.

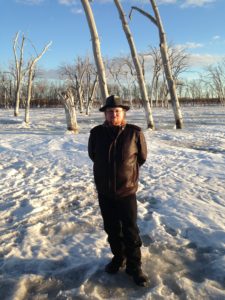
[129,6,157,27]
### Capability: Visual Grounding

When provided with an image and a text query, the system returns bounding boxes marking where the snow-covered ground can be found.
[0,106,224,300]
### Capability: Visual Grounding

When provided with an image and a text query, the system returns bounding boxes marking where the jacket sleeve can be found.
[137,130,147,166]
[88,131,95,162]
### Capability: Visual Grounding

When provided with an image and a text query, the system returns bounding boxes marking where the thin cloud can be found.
[181,0,215,8]
[58,0,83,14]
[188,53,223,67]
[156,0,177,3]
[96,0,112,3]
[128,0,176,4]
[122,0,215,6]
[177,42,204,49]
[212,35,221,40]
[71,8,83,14]
[57,0,214,7]
[58,0,77,6]
[16,0,44,4]
[39,68,62,80]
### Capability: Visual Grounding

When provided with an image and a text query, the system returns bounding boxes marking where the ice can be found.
[0,106,225,299]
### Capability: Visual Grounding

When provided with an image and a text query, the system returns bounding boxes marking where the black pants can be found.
[98,193,142,269]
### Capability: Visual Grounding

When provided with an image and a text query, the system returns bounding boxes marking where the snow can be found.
[0,106,225,300]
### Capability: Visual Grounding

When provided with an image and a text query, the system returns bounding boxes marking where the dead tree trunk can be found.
[86,74,98,115]
[114,0,154,129]
[58,90,79,133]
[74,73,85,113]
[25,68,34,124]
[81,0,108,102]
[130,0,183,129]
[25,41,52,124]
[149,47,162,107]
[13,32,27,117]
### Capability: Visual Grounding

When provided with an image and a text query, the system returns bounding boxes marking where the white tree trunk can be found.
[25,68,33,124]
[150,0,183,128]
[130,2,183,128]
[59,90,79,133]
[81,0,108,103]
[15,87,21,117]
[13,32,26,117]
[86,74,98,115]
[114,0,154,129]
[25,41,52,124]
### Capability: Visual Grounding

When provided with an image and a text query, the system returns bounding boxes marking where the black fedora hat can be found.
[99,95,130,112]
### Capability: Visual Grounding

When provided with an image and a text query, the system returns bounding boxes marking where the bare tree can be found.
[60,56,98,113]
[13,32,27,116]
[75,56,90,113]
[81,0,108,102]
[25,41,52,124]
[130,0,183,129]
[204,61,225,105]
[168,45,189,82]
[123,67,137,107]
[146,47,162,107]
[86,72,98,115]
[106,57,126,95]
[114,0,155,129]
[105,56,137,106]
[188,79,204,101]
[0,72,14,108]
[58,89,79,133]
[60,62,83,112]
[148,45,188,107]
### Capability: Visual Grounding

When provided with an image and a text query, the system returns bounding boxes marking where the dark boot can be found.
[126,267,148,287]
[105,256,126,274]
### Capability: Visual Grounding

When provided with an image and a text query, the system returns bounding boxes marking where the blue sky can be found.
[0,0,224,78]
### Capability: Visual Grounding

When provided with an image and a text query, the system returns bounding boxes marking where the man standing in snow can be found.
[88,95,148,287]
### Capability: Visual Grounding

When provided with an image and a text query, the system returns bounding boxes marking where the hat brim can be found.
[99,105,130,112]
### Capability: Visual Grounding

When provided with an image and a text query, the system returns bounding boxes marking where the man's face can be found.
[105,107,125,126]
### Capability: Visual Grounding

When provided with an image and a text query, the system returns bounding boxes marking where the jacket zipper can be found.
[111,126,124,195]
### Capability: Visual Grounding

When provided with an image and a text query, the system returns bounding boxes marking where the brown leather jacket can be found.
[88,122,147,198]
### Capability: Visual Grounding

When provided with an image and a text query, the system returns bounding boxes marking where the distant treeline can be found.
[0,97,222,109]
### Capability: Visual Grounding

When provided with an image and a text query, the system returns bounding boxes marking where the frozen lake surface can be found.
[0,106,225,299]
